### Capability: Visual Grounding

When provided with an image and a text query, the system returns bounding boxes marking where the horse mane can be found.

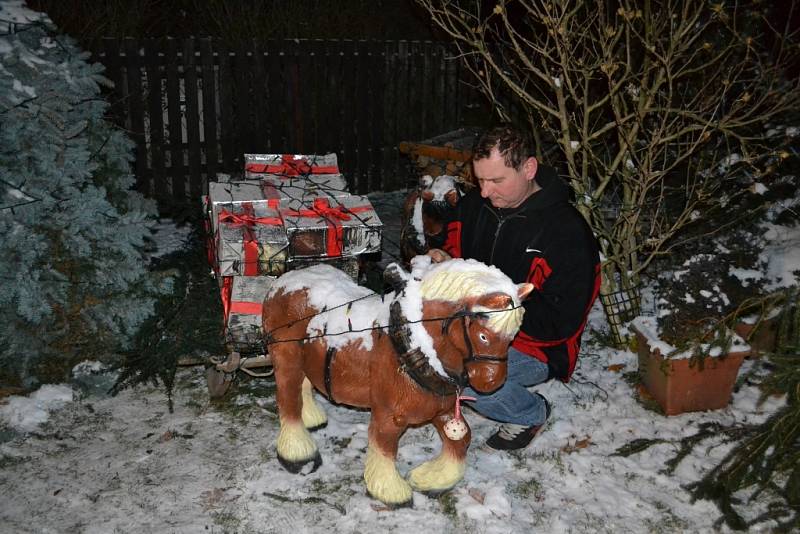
[387,256,524,381]
[413,257,524,337]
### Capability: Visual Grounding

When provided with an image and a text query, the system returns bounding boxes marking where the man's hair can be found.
[471,124,534,170]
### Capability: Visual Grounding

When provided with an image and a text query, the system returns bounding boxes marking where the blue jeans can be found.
[462,346,550,426]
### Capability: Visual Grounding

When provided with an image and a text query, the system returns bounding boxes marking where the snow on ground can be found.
[0,188,796,534]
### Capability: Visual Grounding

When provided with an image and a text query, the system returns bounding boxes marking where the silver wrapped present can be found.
[213,200,288,276]
[281,195,382,259]
[208,177,347,215]
[244,153,339,178]
[223,275,275,353]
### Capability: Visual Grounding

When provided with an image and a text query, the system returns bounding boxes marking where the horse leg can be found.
[408,413,470,495]
[363,413,413,507]
[300,377,327,431]
[274,354,321,474]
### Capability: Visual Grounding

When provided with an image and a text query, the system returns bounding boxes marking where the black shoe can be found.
[486,394,551,451]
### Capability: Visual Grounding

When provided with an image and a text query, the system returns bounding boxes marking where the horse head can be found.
[399,175,465,264]
[434,286,533,393]
[387,257,533,396]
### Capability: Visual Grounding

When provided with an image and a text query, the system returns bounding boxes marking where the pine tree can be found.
[0,4,171,387]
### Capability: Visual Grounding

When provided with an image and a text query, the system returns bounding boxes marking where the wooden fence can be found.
[93,37,481,212]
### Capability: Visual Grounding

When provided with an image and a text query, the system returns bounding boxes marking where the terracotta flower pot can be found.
[632,324,749,416]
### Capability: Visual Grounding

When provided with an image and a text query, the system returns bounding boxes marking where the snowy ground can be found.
[0,188,797,534]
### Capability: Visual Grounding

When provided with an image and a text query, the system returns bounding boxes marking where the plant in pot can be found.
[632,224,770,415]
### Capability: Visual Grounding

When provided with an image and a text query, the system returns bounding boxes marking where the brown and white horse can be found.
[262,257,532,506]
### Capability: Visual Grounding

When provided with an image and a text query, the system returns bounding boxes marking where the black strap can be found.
[459,314,509,365]
[324,346,337,402]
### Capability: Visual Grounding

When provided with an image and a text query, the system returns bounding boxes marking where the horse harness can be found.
[441,309,509,366]
[388,299,508,397]
[319,291,508,401]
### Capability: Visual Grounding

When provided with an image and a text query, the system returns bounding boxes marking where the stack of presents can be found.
[203,153,383,355]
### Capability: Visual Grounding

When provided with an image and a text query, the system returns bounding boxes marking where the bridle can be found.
[443,309,509,366]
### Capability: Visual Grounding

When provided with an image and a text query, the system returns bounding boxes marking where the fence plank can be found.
[316,40,334,155]
[144,38,167,204]
[394,41,411,187]
[409,41,423,142]
[165,38,185,202]
[250,40,269,152]
[369,42,385,192]
[355,40,370,193]
[101,39,124,126]
[340,39,357,192]
[217,41,236,172]
[444,45,458,132]
[433,44,446,133]
[232,42,252,158]
[312,40,325,152]
[294,39,310,152]
[328,41,346,165]
[266,39,286,153]
[183,39,202,200]
[199,38,218,181]
[121,38,148,196]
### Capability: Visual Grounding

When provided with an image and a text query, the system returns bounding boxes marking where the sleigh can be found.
[201,153,383,397]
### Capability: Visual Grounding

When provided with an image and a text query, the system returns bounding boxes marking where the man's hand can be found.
[427,248,452,263]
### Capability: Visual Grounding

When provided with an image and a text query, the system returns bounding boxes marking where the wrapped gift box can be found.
[281,195,382,259]
[214,200,289,276]
[208,177,348,215]
[222,275,275,354]
[244,153,339,178]
[258,173,349,203]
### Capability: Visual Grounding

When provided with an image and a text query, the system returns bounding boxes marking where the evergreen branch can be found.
[0,95,40,114]
[0,177,42,211]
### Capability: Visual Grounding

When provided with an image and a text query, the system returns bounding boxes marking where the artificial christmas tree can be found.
[0,5,170,387]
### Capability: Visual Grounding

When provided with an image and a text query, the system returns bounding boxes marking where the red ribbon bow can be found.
[218,202,283,276]
[283,198,372,257]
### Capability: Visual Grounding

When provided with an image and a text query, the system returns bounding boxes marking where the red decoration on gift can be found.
[220,276,234,327]
[245,154,338,176]
[218,204,283,275]
[283,198,373,257]
[221,278,266,329]
[230,301,263,315]
[203,197,219,274]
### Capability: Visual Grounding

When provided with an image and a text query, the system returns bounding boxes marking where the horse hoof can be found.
[277,451,322,474]
[307,421,328,433]
[366,491,414,510]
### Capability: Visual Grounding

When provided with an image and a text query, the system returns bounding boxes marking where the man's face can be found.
[473,148,538,209]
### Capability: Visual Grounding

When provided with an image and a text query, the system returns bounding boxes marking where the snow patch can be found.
[0,384,73,432]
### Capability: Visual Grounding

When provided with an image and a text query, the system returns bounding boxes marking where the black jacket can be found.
[442,164,600,381]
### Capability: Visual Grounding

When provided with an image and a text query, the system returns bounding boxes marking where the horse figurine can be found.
[262,256,533,506]
[399,174,465,265]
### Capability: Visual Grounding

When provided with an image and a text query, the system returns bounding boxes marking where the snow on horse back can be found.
[261,256,533,506]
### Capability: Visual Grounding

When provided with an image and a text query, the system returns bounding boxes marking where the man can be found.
[428,124,600,450]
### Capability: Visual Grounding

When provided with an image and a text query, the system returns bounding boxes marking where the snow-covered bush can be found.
[0,2,171,387]
[655,225,768,347]
[417,0,800,345]
[655,172,800,351]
